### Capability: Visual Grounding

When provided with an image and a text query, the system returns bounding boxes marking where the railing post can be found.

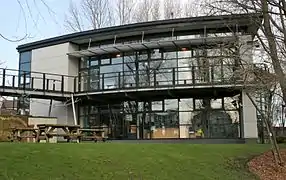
[102,74,105,90]
[23,72,26,90]
[61,75,64,93]
[2,69,5,87]
[172,68,176,85]
[31,77,34,89]
[12,76,15,88]
[118,72,121,89]
[192,66,195,84]
[154,71,156,87]
[46,79,49,91]
[211,65,214,83]
[53,80,56,91]
[74,77,77,92]
[43,73,46,91]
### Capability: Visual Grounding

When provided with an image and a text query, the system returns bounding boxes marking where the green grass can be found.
[0,143,270,180]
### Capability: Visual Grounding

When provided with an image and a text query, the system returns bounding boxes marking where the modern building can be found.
[14,13,262,141]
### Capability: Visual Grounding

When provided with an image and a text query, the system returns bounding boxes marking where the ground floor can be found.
[77,91,257,140]
[27,89,258,140]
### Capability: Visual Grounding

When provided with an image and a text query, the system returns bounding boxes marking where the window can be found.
[18,51,31,112]
[101,58,111,65]
[19,51,31,86]
[20,63,31,72]
[90,57,99,66]
[19,51,32,63]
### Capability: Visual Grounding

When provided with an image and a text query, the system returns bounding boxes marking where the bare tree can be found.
[1,0,54,42]
[65,1,84,32]
[115,0,136,25]
[65,0,112,32]
[133,0,160,22]
[163,0,182,19]
[200,0,286,167]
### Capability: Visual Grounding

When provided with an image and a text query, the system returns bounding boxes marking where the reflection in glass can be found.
[20,51,32,63]
[150,49,162,59]
[179,98,193,111]
[211,99,223,109]
[152,101,163,111]
[89,68,99,90]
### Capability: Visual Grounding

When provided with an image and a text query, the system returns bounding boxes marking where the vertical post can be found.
[71,94,77,125]
[172,68,176,85]
[31,77,34,89]
[23,72,26,90]
[74,77,77,92]
[118,72,121,89]
[102,74,105,90]
[211,65,214,83]
[43,73,46,91]
[192,66,195,84]
[46,79,49,91]
[154,71,156,87]
[53,80,56,91]
[97,70,100,90]
[48,99,53,117]
[2,69,5,87]
[61,75,64,93]
[12,76,15,88]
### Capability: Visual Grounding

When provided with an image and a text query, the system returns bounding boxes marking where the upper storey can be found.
[17,13,262,53]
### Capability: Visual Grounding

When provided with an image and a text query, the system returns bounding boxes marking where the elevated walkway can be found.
[0,64,262,101]
[0,68,73,101]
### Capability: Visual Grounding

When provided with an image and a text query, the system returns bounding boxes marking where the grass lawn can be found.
[0,143,270,180]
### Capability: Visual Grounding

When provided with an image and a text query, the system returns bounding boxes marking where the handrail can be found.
[0,68,76,78]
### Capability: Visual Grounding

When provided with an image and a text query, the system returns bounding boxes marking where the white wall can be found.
[29,43,79,125]
[242,91,258,139]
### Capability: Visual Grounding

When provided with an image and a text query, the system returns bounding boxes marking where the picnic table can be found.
[35,124,81,143]
[10,127,37,142]
[79,126,108,142]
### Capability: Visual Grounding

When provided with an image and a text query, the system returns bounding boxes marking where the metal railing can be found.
[0,68,76,94]
[0,63,266,96]
[75,64,256,92]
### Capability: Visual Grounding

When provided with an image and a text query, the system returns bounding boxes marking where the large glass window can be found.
[18,51,31,112]
[77,46,238,91]
[19,51,31,86]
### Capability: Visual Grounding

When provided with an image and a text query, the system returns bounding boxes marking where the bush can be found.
[276,136,286,144]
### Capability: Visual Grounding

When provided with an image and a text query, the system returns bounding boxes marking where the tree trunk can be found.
[261,0,286,104]
[246,92,284,166]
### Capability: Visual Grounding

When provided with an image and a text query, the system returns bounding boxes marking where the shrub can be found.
[276,136,286,144]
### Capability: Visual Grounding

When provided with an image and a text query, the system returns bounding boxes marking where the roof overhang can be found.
[67,36,236,58]
[17,13,262,52]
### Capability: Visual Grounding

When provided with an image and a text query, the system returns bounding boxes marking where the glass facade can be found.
[79,97,240,140]
[18,51,32,111]
[78,47,237,92]
[77,34,243,140]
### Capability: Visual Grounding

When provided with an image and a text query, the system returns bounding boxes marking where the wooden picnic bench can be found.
[79,126,108,142]
[35,124,81,143]
[9,127,38,142]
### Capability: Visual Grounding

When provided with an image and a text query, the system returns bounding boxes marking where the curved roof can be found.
[17,13,262,52]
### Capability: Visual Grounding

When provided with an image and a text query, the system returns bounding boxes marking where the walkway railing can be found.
[74,64,266,93]
[0,68,76,94]
[0,63,267,97]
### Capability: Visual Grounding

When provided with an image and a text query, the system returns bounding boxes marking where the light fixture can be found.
[181,47,188,51]
[116,54,121,57]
